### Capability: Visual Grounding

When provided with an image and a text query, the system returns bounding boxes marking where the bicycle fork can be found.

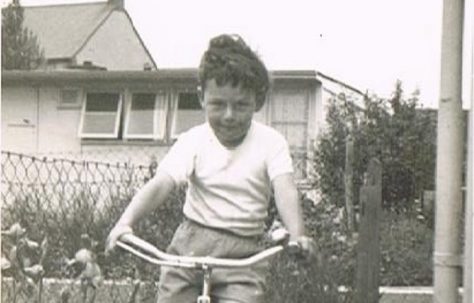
[197,264,211,303]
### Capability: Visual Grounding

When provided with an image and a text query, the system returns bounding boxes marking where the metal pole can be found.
[434,0,465,302]
[463,6,474,301]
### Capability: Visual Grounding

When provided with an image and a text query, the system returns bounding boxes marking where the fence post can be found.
[345,134,355,235]
[355,158,382,303]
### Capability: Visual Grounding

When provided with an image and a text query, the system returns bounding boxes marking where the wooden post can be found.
[345,134,355,235]
[355,158,382,303]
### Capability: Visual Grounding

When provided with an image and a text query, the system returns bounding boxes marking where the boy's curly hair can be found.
[198,34,270,111]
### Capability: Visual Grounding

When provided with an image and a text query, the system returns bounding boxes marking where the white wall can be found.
[37,87,83,154]
[1,86,38,153]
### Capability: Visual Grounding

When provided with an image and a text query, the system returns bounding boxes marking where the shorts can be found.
[157,218,268,303]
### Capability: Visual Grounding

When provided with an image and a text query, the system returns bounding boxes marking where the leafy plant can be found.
[379,211,433,286]
[313,81,437,212]
[1,222,49,303]
[1,1,44,70]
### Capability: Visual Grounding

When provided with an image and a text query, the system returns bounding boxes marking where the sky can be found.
[9,0,474,108]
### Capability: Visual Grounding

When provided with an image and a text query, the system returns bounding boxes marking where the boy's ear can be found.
[197,86,205,107]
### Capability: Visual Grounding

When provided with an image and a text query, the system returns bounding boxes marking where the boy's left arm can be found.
[272,173,317,259]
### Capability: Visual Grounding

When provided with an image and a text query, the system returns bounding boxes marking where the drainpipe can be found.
[433,0,465,302]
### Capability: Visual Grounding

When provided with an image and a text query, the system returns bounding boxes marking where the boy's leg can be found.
[211,262,268,303]
[157,267,199,303]
[197,222,268,303]
[156,222,200,303]
[157,219,269,303]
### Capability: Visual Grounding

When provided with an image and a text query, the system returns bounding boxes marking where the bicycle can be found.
[116,228,300,303]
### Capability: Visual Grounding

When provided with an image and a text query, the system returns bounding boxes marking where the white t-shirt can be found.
[157,121,294,236]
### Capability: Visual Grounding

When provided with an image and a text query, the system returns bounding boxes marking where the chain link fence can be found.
[1,150,343,303]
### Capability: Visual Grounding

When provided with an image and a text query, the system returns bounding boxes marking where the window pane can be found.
[85,93,120,112]
[127,94,155,136]
[131,93,155,110]
[174,92,204,134]
[82,114,117,134]
[178,93,201,110]
[80,92,121,137]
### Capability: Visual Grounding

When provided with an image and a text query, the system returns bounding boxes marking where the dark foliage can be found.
[2,2,44,70]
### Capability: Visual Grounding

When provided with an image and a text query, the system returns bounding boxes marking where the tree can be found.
[2,1,44,70]
[313,82,437,212]
[312,93,361,207]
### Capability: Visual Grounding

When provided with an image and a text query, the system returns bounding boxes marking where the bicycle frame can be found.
[117,233,298,303]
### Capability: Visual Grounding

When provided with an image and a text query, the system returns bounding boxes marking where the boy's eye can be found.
[209,101,226,109]
[207,100,251,111]
[235,102,250,110]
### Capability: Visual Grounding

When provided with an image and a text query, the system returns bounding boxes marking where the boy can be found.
[106,34,316,303]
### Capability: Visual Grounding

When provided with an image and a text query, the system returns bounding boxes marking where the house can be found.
[0,69,319,168]
[1,69,365,180]
[21,0,156,71]
[2,1,365,180]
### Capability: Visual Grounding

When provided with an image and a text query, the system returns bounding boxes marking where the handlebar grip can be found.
[119,233,136,243]
[118,233,169,261]
[287,241,302,254]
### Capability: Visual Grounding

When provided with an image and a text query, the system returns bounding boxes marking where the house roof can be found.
[316,71,365,96]
[21,1,157,69]
[23,2,114,59]
[1,69,320,87]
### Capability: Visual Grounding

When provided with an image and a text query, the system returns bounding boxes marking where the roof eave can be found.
[2,69,320,84]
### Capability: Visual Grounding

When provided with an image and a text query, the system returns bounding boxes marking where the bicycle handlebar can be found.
[117,233,298,269]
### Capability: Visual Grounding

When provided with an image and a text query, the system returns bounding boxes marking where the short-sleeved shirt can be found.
[157,120,294,236]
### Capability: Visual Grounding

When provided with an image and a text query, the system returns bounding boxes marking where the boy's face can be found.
[201,79,257,148]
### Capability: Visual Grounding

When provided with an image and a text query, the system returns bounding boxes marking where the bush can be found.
[265,199,433,303]
[379,211,433,286]
[265,196,356,302]
[313,81,437,212]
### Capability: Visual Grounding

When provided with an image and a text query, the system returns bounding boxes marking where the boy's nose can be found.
[223,104,235,120]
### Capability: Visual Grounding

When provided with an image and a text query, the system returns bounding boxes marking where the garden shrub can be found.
[379,210,433,286]
[265,196,356,303]
[313,81,437,212]
[306,80,441,290]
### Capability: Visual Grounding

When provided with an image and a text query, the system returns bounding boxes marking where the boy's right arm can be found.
[105,171,176,253]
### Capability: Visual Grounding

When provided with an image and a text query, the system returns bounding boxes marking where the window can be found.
[124,93,168,139]
[271,89,308,149]
[78,89,204,141]
[172,92,205,136]
[79,92,122,138]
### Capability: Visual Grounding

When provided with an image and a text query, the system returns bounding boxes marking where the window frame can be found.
[123,92,168,140]
[78,91,123,139]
